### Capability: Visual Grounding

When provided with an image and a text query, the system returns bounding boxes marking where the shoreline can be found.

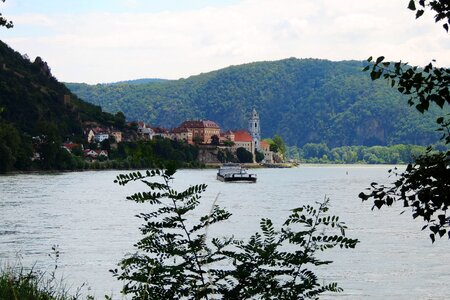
[0,162,407,175]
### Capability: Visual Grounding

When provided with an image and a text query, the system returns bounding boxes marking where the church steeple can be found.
[249,107,261,151]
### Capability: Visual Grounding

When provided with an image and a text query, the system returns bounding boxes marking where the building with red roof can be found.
[171,127,193,144]
[178,120,220,144]
[260,140,274,163]
[151,127,170,139]
[232,130,254,158]
[220,130,235,143]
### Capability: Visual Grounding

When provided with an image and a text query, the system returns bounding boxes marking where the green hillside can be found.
[0,40,123,137]
[66,58,446,147]
[0,40,124,171]
[105,78,167,85]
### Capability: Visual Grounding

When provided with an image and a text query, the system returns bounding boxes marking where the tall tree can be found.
[360,0,450,242]
[236,147,253,163]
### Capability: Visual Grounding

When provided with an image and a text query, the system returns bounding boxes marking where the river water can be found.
[0,166,449,299]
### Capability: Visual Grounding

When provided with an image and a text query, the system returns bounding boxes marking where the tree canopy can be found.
[360,0,450,242]
[236,147,253,163]
[0,39,128,172]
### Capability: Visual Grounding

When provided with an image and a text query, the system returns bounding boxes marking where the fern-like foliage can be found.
[113,169,358,299]
[215,198,358,299]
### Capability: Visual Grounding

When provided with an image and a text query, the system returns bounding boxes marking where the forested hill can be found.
[105,78,167,85]
[66,58,445,147]
[0,40,126,171]
[0,40,123,138]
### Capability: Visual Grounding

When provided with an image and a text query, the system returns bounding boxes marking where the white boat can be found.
[217,163,257,183]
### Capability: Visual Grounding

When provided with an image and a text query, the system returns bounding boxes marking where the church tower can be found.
[249,108,261,151]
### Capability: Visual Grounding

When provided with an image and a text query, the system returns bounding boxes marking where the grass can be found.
[0,245,112,300]
[1,265,70,300]
[0,263,103,300]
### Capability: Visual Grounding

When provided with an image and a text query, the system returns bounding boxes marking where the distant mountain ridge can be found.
[66,58,446,147]
[103,78,168,85]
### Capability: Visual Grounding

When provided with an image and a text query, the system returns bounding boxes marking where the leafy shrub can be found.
[113,168,358,299]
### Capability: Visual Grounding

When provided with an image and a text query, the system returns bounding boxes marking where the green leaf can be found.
[358,192,368,201]
[415,9,424,18]
[374,200,384,209]
[375,56,385,64]
[370,70,382,80]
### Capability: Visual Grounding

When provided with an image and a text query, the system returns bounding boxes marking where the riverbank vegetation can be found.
[287,143,430,164]
[0,265,96,300]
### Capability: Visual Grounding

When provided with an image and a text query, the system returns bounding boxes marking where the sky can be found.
[1,0,449,84]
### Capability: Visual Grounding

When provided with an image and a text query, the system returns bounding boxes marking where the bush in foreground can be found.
[113,168,359,299]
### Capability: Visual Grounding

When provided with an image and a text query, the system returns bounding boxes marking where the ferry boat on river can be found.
[216,163,257,183]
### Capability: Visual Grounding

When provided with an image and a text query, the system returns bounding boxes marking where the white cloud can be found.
[3,0,449,83]
[8,13,55,27]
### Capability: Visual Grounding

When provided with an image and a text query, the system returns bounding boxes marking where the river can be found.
[0,166,449,299]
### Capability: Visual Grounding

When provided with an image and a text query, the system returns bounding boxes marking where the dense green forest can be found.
[287,143,428,164]
[66,58,447,148]
[0,40,125,171]
[0,40,122,137]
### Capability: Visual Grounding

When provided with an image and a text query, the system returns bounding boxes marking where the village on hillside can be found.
[60,108,284,164]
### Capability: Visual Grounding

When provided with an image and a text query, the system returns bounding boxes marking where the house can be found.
[83,149,108,160]
[151,127,171,139]
[85,126,109,143]
[137,122,155,140]
[94,132,109,143]
[178,120,220,144]
[232,130,254,156]
[86,129,96,143]
[260,140,274,163]
[171,127,193,144]
[220,130,235,143]
[84,126,123,144]
[62,143,82,153]
[111,131,123,143]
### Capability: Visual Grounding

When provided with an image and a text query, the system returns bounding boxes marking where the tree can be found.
[223,140,234,147]
[359,1,450,242]
[193,136,202,145]
[101,138,111,151]
[114,111,126,130]
[269,143,279,153]
[36,122,62,170]
[0,124,19,172]
[255,149,264,163]
[217,148,235,163]
[210,134,220,145]
[236,147,253,163]
[407,0,450,32]
[0,0,13,29]
[112,168,358,299]
[273,135,286,157]
[302,143,330,159]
